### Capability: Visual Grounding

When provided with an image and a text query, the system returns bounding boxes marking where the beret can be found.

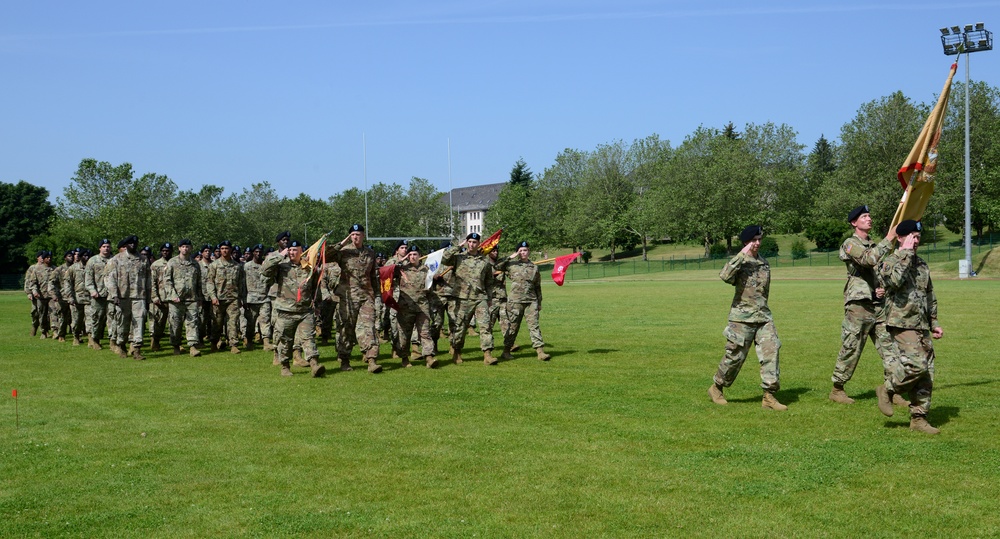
[518,241,529,248]
[739,225,763,244]
[467,232,481,241]
[847,205,870,223]
[275,231,291,243]
[895,220,922,237]
[289,240,303,248]
[160,242,173,250]
[349,224,365,233]
[218,240,232,247]
[408,244,420,252]
[178,239,192,247]
[98,238,111,246]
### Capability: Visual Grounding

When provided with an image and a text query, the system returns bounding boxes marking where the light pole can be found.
[940,22,993,278]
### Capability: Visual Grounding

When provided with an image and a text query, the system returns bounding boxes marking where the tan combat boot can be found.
[190,346,201,357]
[116,343,128,358]
[173,345,182,355]
[87,336,96,349]
[411,343,420,356]
[150,340,161,352]
[367,357,383,374]
[280,362,293,377]
[340,358,353,371]
[425,355,438,369]
[230,345,241,354]
[262,337,274,351]
[708,383,728,405]
[535,347,551,361]
[309,358,326,378]
[893,393,911,407]
[31,326,37,337]
[510,344,521,353]
[401,357,413,368]
[452,350,463,364]
[392,348,401,360]
[875,385,894,417]
[501,346,514,360]
[58,336,66,342]
[130,344,146,361]
[292,349,308,368]
[272,351,281,366]
[909,416,940,435]
[829,384,855,404]
[762,391,787,411]
[483,350,498,365]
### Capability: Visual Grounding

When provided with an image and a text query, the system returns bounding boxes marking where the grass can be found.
[2,271,1000,537]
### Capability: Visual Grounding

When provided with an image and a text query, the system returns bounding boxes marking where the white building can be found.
[444,183,506,237]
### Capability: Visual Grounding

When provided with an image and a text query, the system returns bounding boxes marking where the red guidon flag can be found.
[551,253,581,286]
[890,61,957,231]
[480,228,502,254]
[379,264,398,310]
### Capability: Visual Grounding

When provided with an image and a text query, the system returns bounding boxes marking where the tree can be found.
[805,135,837,216]
[623,134,672,260]
[742,122,806,234]
[485,183,538,253]
[565,141,635,261]
[0,181,56,273]
[509,158,534,187]
[534,148,588,249]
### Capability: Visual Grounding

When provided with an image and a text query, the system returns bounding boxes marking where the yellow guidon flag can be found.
[301,234,329,270]
[480,228,503,254]
[890,61,958,232]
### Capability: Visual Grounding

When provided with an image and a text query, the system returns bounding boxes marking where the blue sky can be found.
[2,1,998,202]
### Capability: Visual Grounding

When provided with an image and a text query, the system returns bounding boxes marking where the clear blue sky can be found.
[2,1,998,202]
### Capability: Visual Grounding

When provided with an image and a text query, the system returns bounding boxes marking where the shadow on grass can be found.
[882,406,959,429]
[727,386,810,405]
[936,379,999,390]
[585,348,619,354]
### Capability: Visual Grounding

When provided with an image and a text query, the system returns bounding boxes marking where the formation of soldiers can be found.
[707,206,944,435]
[23,225,552,380]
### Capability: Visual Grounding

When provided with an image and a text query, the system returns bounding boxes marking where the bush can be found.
[805,219,849,251]
[791,239,808,260]
[709,242,729,258]
[759,236,779,257]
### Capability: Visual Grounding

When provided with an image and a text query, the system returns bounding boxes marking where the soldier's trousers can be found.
[714,320,781,392]
[114,299,146,346]
[336,294,379,360]
[69,303,87,338]
[87,298,108,341]
[832,301,896,385]
[274,310,319,365]
[428,294,446,341]
[213,300,241,346]
[396,305,434,359]
[448,297,493,351]
[49,299,67,338]
[108,302,121,343]
[201,300,214,343]
[31,297,50,333]
[149,303,169,343]
[169,301,201,347]
[886,328,934,418]
[503,301,543,350]
[244,302,271,342]
[317,299,335,342]
[488,299,507,335]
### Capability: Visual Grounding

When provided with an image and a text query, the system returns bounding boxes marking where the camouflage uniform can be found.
[496,257,544,349]
[85,253,111,342]
[149,256,171,347]
[880,249,939,419]
[243,258,271,346]
[206,257,246,348]
[48,260,72,339]
[713,251,781,392]
[440,245,494,353]
[102,253,122,345]
[393,258,434,361]
[198,257,214,345]
[317,262,342,345]
[106,250,150,348]
[489,256,509,336]
[329,242,381,365]
[164,255,203,348]
[262,252,320,368]
[25,261,51,335]
[64,260,90,341]
[832,233,897,386]
[428,263,454,345]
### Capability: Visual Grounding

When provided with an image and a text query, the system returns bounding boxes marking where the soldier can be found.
[243,244,271,352]
[497,241,549,361]
[830,205,903,405]
[164,239,203,356]
[876,220,944,434]
[708,226,787,411]
[148,243,173,352]
[48,250,74,341]
[25,250,52,338]
[106,235,150,360]
[197,244,214,348]
[428,240,453,353]
[103,239,129,355]
[206,240,247,354]
[384,241,409,356]
[318,259,342,349]
[487,248,508,338]
[441,233,497,365]
[394,244,437,368]
[64,248,91,346]
[264,232,291,350]
[328,224,383,373]
[85,239,113,349]
[262,239,325,377]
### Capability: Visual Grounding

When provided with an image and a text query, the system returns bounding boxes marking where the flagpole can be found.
[364,133,370,235]
[448,138,454,239]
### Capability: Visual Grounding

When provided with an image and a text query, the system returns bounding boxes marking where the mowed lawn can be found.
[1,271,999,538]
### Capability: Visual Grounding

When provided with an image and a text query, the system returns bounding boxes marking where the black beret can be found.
[43,250,52,258]
[83,249,92,256]
[219,240,232,247]
[739,225,763,244]
[127,235,139,245]
[895,220,922,237]
[267,247,276,253]
[252,243,264,252]
[140,246,152,254]
[518,241,529,248]
[160,243,173,250]
[98,238,111,246]
[64,250,74,257]
[395,239,409,250]
[117,239,128,249]
[408,244,420,252]
[200,244,212,252]
[37,250,46,257]
[376,252,385,258]
[847,205,870,223]
[289,240,303,248]
[178,239,192,247]
[440,240,452,249]
[467,232,481,241]
[275,231,291,243]
[349,224,365,233]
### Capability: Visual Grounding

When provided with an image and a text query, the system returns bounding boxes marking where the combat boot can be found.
[272,351,280,366]
[708,383,728,405]
[468,326,478,336]
[280,361,293,377]
[309,358,326,378]
[875,385,894,417]
[829,384,855,404]
[116,343,128,358]
[130,344,146,361]
[762,391,787,411]
[292,349,308,368]
[893,393,911,407]
[501,345,514,360]
[425,355,438,369]
[909,416,940,435]
[340,358,353,371]
[411,343,420,356]
[190,345,202,357]
[535,347,551,361]
[58,336,66,342]
[72,336,81,346]
[392,348,401,360]
[510,344,521,353]
[150,340,161,352]
[401,357,413,368]
[246,340,255,352]
[367,358,383,374]
[173,345,182,355]
[230,345,240,354]
[483,350,498,366]
[92,338,103,350]
[452,350,463,364]
[263,337,274,351]
[31,326,38,337]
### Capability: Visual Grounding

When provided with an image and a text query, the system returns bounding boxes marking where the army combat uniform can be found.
[329,241,382,372]
[164,254,203,354]
[64,258,90,344]
[496,255,547,360]
[393,256,436,367]
[262,250,324,377]
[149,255,171,351]
[243,257,271,350]
[85,250,112,347]
[48,259,72,340]
[441,244,496,364]
[207,255,246,352]
[25,260,51,337]
[106,248,150,359]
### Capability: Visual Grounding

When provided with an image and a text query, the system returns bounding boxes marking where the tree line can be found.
[3,81,998,274]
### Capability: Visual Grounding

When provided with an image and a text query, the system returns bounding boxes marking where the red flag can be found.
[12,389,17,398]
[379,264,398,310]
[480,228,502,254]
[551,253,581,286]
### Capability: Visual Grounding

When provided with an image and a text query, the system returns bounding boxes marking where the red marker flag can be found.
[379,264,398,310]
[11,389,16,398]
[551,253,581,286]
[479,228,503,254]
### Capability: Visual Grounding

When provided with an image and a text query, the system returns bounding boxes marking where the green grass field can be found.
[2,268,999,537]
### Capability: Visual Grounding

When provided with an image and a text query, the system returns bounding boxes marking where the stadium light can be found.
[940,22,993,278]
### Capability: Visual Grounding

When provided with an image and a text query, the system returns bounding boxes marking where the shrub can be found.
[709,242,729,258]
[791,239,808,260]
[805,219,849,251]
[759,236,779,257]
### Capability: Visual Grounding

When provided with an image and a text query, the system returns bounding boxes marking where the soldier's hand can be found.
[172,297,181,304]
[212,299,219,306]
[740,242,754,255]
[932,327,944,339]
[885,228,897,242]
[900,234,916,250]
[91,292,98,298]
[874,287,885,299]
[279,248,289,257]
